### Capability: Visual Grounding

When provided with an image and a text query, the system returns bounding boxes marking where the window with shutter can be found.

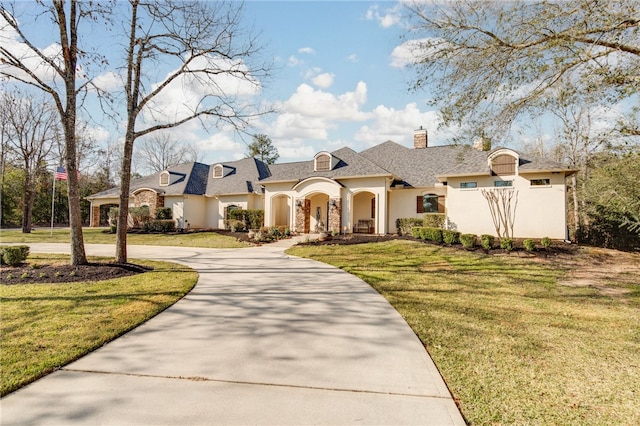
[418,194,440,213]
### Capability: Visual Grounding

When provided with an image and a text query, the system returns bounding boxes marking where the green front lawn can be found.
[0,227,246,248]
[287,240,640,425]
[0,254,198,396]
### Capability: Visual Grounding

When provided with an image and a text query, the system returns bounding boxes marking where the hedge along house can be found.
[88,127,576,239]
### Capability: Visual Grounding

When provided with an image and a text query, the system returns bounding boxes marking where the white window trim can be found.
[314,151,333,172]
[159,171,169,186]
[213,164,223,179]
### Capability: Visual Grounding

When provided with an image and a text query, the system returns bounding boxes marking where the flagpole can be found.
[50,168,56,237]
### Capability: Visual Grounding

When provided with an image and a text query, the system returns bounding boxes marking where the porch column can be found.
[90,204,100,227]
[295,199,311,233]
[328,198,342,233]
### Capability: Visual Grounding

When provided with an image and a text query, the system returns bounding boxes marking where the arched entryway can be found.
[271,194,292,228]
[352,191,376,233]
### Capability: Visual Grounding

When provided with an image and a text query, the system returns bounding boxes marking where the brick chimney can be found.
[414,126,428,149]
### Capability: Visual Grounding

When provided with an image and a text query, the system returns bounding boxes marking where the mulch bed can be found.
[1,262,150,285]
[296,233,579,257]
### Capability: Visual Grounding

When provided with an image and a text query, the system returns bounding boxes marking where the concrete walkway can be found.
[1,240,465,425]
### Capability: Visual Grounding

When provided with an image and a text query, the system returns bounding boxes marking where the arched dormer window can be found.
[314,152,332,172]
[213,164,223,178]
[159,171,169,186]
[489,149,519,176]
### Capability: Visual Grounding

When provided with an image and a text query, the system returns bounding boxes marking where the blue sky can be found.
[233,0,453,163]
[4,1,622,171]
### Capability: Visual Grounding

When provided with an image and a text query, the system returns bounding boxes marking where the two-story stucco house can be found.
[88,127,576,239]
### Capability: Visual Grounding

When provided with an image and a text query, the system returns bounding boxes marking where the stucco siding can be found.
[387,188,447,234]
[446,174,567,239]
[205,197,220,229]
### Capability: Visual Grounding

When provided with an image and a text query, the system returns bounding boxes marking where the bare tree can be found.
[137,133,199,174]
[482,188,519,238]
[1,91,58,233]
[114,0,272,263]
[405,0,640,140]
[0,1,111,264]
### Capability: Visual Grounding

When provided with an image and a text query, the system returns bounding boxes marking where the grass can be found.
[287,240,640,425]
[0,227,247,248]
[0,254,198,396]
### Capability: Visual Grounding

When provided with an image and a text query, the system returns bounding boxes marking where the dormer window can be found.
[491,154,516,175]
[314,152,332,172]
[488,149,519,176]
[213,164,223,178]
[159,171,169,186]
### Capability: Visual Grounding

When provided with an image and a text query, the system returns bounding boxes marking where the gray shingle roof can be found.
[89,140,576,202]
[205,157,269,196]
[87,162,210,200]
[262,147,390,183]
[360,141,489,187]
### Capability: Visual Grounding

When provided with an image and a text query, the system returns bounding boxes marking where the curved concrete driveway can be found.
[1,240,465,425]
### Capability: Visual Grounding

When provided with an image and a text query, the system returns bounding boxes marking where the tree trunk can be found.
[21,181,33,233]
[115,128,135,264]
[59,0,87,266]
[571,174,579,241]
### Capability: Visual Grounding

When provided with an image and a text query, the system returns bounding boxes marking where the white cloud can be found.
[390,38,425,68]
[285,82,369,121]
[346,53,359,63]
[260,82,373,159]
[355,103,460,147]
[311,72,335,89]
[92,71,122,92]
[365,4,402,28]
[288,55,303,67]
[0,13,62,83]
[298,47,316,55]
[141,55,261,126]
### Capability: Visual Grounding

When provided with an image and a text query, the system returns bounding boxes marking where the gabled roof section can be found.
[205,157,270,196]
[87,162,210,200]
[360,141,488,187]
[437,147,576,180]
[262,147,391,183]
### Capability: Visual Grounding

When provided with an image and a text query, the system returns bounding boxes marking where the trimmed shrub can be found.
[142,219,176,233]
[460,234,476,249]
[1,245,30,266]
[129,206,151,228]
[541,237,552,249]
[224,219,246,232]
[226,209,264,231]
[442,230,460,245]
[156,207,172,220]
[523,239,536,252]
[423,214,445,229]
[480,234,495,251]
[246,209,265,230]
[396,218,424,236]
[411,226,424,239]
[421,227,443,243]
[500,238,514,252]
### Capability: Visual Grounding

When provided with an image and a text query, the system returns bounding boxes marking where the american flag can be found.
[55,166,68,180]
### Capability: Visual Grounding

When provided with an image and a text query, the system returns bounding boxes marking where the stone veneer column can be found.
[328,198,342,233]
[295,199,311,233]
[91,205,100,227]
